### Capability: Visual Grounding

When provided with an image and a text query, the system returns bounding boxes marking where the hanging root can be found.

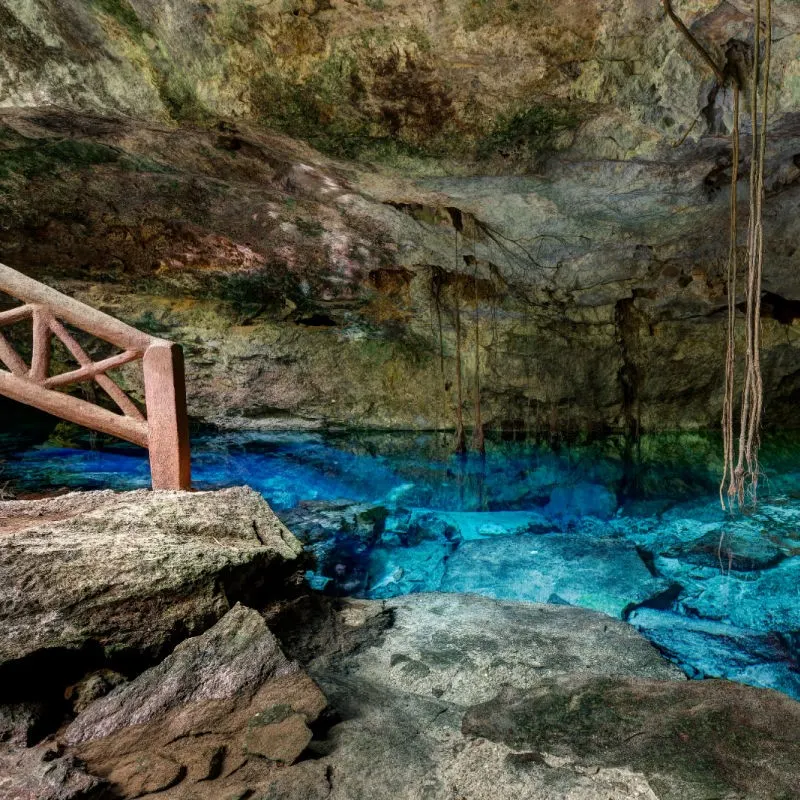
[720,82,740,509]
[453,230,467,455]
[729,0,771,507]
[663,0,770,509]
[472,269,485,456]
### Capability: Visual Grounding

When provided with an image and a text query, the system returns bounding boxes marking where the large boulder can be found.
[300,593,800,799]
[64,603,327,799]
[0,487,303,681]
[462,676,800,800]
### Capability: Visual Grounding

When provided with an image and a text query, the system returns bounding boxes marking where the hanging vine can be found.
[467,222,486,455]
[453,227,467,455]
[662,0,771,508]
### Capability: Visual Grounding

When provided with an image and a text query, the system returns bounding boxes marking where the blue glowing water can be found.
[2,429,799,699]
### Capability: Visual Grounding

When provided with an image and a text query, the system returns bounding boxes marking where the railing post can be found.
[142,341,191,490]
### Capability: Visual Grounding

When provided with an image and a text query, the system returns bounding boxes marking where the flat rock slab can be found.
[0,487,302,672]
[463,675,800,800]
[311,593,683,708]
[303,593,800,799]
[441,533,668,618]
[303,594,684,799]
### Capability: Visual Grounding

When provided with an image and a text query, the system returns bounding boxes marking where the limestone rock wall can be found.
[0,1,799,433]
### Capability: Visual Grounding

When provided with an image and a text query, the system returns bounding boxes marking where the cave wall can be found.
[1,1,800,434]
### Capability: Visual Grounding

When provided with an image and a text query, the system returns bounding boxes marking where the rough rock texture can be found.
[463,676,800,799]
[63,603,327,800]
[0,487,303,677]
[6,587,798,800]
[0,742,107,800]
[0,1,799,434]
[297,593,800,799]
[309,593,684,706]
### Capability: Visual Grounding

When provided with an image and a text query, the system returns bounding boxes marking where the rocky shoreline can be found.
[1,488,798,799]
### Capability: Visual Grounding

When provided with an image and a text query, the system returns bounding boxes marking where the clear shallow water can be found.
[2,429,799,700]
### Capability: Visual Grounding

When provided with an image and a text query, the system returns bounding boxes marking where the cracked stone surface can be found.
[1,0,800,434]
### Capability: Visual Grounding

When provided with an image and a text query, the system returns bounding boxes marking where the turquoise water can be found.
[2,429,799,699]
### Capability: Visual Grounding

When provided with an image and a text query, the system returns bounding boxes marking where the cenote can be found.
[3,428,799,701]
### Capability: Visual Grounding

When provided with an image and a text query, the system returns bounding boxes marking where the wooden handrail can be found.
[0,263,191,490]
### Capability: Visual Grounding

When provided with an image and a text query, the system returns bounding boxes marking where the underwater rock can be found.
[0,701,50,747]
[281,499,389,547]
[283,499,393,595]
[366,540,453,598]
[663,556,800,633]
[383,508,462,546]
[628,608,800,698]
[462,676,800,800]
[0,487,303,672]
[657,528,787,572]
[545,482,617,523]
[391,509,551,543]
[441,533,668,618]
[64,603,326,799]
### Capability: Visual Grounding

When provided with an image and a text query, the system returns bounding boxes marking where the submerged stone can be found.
[629,608,800,698]
[441,533,669,619]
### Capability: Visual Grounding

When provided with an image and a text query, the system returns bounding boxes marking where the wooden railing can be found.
[0,263,191,490]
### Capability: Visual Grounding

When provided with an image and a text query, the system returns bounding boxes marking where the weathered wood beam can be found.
[49,317,145,421]
[143,342,191,490]
[0,264,157,351]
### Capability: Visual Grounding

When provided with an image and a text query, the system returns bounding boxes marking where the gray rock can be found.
[299,593,800,799]
[310,593,682,707]
[462,675,800,800]
[65,603,302,744]
[366,540,452,598]
[0,701,49,746]
[304,593,684,799]
[441,533,668,618]
[0,487,303,668]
